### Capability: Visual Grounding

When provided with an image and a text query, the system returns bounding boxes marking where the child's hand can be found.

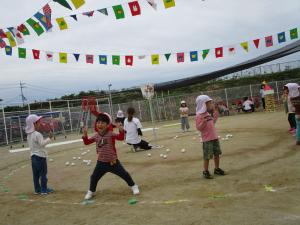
[83,127,88,137]
[48,132,53,139]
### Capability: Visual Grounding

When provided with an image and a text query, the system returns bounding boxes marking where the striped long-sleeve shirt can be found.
[82,130,124,163]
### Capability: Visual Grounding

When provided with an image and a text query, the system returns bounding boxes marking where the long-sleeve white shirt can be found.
[27,131,51,158]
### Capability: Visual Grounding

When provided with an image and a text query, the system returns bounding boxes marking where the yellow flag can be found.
[71,0,85,9]
[56,18,68,30]
[163,0,175,9]
[59,52,68,63]
[5,32,16,47]
[152,54,159,65]
[240,42,249,52]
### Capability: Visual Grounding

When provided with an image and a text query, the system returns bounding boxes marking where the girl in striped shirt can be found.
[82,113,139,200]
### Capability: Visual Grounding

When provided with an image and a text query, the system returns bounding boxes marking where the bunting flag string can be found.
[1,26,299,67]
[0,0,176,48]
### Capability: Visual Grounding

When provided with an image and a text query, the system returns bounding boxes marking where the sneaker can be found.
[40,192,48,195]
[131,185,140,195]
[214,168,226,176]
[84,190,95,200]
[47,188,54,194]
[34,191,41,195]
[289,128,296,134]
[203,170,213,179]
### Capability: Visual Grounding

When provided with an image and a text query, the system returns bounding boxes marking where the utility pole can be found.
[19,81,27,106]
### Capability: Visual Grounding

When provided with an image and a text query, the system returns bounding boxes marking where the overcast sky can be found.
[0,0,300,105]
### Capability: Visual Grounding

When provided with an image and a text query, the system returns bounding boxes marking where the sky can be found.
[0,0,300,105]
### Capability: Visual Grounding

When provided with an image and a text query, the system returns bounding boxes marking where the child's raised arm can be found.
[82,127,96,145]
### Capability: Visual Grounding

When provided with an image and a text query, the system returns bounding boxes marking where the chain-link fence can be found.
[1,77,299,146]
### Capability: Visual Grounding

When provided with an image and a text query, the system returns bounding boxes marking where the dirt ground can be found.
[0,111,299,225]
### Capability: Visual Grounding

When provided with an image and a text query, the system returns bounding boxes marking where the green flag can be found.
[202,49,210,60]
[53,0,72,10]
[26,18,44,36]
[112,55,120,65]
[165,53,171,61]
[113,5,125,19]
[17,24,30,36]
[290,28,298,40]
[18,48,26,58]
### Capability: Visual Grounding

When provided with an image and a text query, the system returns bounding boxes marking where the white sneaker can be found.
[84,190,95,200]
[131,185,140,195]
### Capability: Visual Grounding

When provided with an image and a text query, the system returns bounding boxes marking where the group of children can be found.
[283,83,300,145]
[25,95,225,199]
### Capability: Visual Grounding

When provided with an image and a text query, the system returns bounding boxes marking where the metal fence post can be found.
[18,116,24,142]
[275,81,280,102]
[161,91,167,120]
[138,101,142,121]
[224,88,229,108]
[155,92,161,121]
[28,103,31,114]
[67,100,73,132]
[2,106,8,145]
[250,84,253,99]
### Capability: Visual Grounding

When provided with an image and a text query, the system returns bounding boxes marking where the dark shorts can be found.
[203,139,222,160]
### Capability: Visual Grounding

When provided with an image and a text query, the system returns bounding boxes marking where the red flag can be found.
[43,4,52,15]
[265,36,273,47]
[86,55,94,64]
[128,1,141,16]
[177,53,184,63]
[253,39,260,49]
[0,38,6,48]
[0,29,7,38]
[125,55,133,66]
[215,47,223,58]
[32,49,40,60]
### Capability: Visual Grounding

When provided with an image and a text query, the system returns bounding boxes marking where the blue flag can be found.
[5,46,12,56]
[73,53,80,61]
[34,12,52,31]
[277,32,286,44]
[190,51,198,62]
[99,55,107,65]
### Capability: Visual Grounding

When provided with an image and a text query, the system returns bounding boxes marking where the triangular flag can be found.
[112,55,120,65]
[278,32,286,43]
[46,51,54,62]
[253,39,260,49]
[0,29,7,38]
[32,49,40,60]
[59,52,68,63]
[5,32,16,47]
[265,36,273,47]
[71,0,85,9]
[82,11,94,17]
[5,46,12,56]
[151,54,159,65]
[228,46,236,55]
[17,24,30,35]
[125,55,134,66]
[26,18,45,36]
[70,15,78,21]
[240,42,249,52]
[177,52,184,63]
[138,55,146,60]
[18,48,26,59]
[163,0,176,9]
[146,0,157,10]
[290,28,298,40]
[0,38,7,48]
[86,55,94,64]
[215,47,223,58]
[98,8,108,16]
[7,27,15,36]
[34,12,52,31]
[128,1,141,16]
[56,18,68,30]
[73,53,80,61]
[165,53,171,61]
[99,55,107,64]
[190,51,198,62]
[53,0,72,10]
[113,5,125,19]
[202,49,210,60]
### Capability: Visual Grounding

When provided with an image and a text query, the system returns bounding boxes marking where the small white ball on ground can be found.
[160,154,164,158]
[221,138,225,141]
[163,155,167,159]
[87,162,91,166]
[65,162,70,166]
[166,149,170,152]
[49,158,54,162]
[73,157,76,160]
[181,149,186,153]
[83,160,88,163]
[147,153,152,157]
[87,150,90,152]
[78,157,81,160]
[71,162,75,166]
[225,137,229,141]
[218,136,221,139]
